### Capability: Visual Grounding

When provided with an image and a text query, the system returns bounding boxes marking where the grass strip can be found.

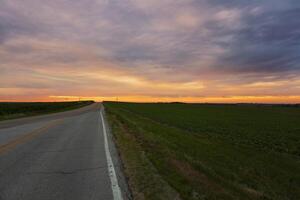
[106,107,181,200]
[0,101,94,121]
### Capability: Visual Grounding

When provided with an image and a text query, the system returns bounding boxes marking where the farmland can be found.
[0,101,94,121]
[104,102,300,200]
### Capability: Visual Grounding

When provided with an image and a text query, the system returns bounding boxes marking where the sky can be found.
[0,0,300,103]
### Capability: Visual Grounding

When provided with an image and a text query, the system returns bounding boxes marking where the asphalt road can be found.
[0,103,126,200]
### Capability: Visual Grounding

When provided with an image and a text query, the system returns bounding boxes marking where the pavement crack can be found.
[26,166,107,175]
[32,147,103,154]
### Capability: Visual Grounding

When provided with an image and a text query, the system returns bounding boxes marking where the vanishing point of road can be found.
[0,103,127,200]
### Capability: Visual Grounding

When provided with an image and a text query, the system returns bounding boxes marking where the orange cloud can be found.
[46,95,300,104]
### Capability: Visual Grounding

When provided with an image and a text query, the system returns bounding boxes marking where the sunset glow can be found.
[1,0,299,103]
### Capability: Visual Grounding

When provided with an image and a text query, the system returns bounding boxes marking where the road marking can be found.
[0,119,63,155]
[100,110,123,200]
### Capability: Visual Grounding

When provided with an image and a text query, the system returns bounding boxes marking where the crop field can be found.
[104,102,300,200]
[0,101,94,121]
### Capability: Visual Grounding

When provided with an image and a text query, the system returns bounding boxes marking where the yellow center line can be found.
[0,119,64,155]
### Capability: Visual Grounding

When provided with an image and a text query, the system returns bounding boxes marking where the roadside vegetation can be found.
[104,102,300,200]
[0,101,94,121]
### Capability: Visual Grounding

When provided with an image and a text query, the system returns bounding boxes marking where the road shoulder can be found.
[102,107,132,200]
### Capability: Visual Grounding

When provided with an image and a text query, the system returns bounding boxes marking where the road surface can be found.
[0,103,127,200]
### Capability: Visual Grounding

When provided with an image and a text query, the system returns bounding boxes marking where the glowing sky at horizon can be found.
[1,0,300,103]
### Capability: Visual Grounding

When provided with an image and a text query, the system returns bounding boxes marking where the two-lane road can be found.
[0,103,125,200]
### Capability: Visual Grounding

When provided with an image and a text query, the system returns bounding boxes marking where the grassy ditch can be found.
[104,102,300,200]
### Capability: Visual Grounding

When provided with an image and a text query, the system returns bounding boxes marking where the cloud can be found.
[0,0,300,102]
[212,6,300,74]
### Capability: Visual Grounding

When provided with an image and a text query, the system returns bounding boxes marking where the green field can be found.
[0,101,94,121]
[104,102,300,200]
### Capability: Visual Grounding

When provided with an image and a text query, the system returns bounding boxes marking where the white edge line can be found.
[100,109,123,200]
